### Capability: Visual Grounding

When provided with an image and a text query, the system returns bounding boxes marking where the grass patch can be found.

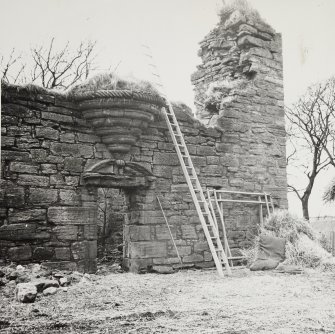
[219,0,262,24]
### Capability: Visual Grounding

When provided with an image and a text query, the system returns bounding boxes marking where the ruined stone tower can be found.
[0,3,287,273]
[192,5,286,194]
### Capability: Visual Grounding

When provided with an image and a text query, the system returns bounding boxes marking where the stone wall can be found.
[0,85,101,272]
[191,7,287,205]
[0,6,287,273]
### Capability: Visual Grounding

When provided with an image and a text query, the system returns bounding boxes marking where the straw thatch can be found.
[242,210,335,271]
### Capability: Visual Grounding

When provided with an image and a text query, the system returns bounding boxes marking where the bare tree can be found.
[30,38,96,89]
[0,48,26,84]
[1,38,96,89]
[286,77,335,220]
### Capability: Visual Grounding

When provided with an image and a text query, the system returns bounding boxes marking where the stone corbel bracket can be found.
[82,159,156,188]
[75,90,165,154]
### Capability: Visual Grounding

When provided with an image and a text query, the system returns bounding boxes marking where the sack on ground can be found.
[250,234,286,271]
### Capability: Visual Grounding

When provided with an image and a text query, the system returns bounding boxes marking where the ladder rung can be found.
[227,256,245,260]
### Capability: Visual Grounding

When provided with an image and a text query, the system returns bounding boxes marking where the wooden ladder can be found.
[142,45,231,276]
[162,102,231,276]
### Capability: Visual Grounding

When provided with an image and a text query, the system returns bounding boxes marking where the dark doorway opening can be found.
[97,188,129,266]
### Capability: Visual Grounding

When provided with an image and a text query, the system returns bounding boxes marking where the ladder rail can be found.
[142,45,231,276]
[156,195,183,266]
[213,190,232,259]
[163,106,231,276]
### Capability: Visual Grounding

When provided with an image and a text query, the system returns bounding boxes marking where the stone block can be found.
[170,245,191,256]
[191,156,207,167]
[43,286,58,296]
[64,157,84,173]
[8,209,46,223]
[8,245,32,261]
[84,225,97,240]
[41,261,77,272]
[227,230,245,240]
[1,136,14,147]
[50,174,65,186]
[203,165,224,176]
[1,150,30,162]
[48,207,96,225]
[130,241,167,258]
[194,241,209,252]
[129,225,151,241]
[2,115,18,125]
[40,164,57,174]
[50,142,79,157]
[181,225,197,239]
[126,258,153,273]
[182,253,204,263]
[153,152,179,166]
[33,247,54,260]
[0,223,50,241]
[29,188,58,205]
[87,241,97,259]
[5,187,25,207]
[53,225,78,240]
[41,111,73,123]
[155,225,176,240]
[65,176,80,186]
[77,133,99,143]
[9,162,39,174]
[50,142,94,158]
[204,251,213,261]
[196,146,215,156]
[76,259,97,273]
[71,241,88,260]
[30,149,48,161]
[207,156,220,164]
[151,265,174,274]
[60,133,75,143]
[35,126,59,140]
[17,175,49,187]
[153,257,180,265]
[15,283,37,303]
[152,165,172,178]
[54,247,71,260]
[59,190,80,205]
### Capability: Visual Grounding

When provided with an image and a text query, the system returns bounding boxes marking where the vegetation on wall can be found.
[69,72,160,95]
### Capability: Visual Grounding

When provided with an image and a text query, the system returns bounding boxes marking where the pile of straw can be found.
[242,210,335,271]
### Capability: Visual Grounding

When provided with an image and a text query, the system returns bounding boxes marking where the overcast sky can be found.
[1,0,335,217]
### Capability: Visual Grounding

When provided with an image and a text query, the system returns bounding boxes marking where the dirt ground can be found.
[1,268,335,334]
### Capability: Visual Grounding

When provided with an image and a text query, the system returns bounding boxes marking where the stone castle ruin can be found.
[0,6,287,273]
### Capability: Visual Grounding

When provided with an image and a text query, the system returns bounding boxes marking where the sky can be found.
[1,0,335,217]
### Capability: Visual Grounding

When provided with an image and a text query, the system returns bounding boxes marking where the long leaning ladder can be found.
[142,45,231,277]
